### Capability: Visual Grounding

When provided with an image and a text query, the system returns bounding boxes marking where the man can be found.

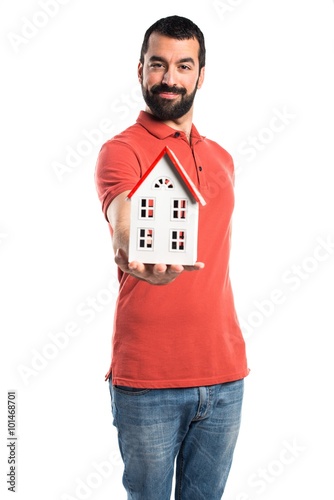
[95,15,249,499]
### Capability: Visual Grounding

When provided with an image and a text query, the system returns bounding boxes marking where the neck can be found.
[145,106,194,142]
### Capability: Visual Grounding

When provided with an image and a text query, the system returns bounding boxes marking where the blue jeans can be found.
[109,379,244,499]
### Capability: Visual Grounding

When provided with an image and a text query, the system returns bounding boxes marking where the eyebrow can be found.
[148,55,196,65]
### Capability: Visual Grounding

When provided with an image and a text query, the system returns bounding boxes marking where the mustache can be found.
[151,84,186,96]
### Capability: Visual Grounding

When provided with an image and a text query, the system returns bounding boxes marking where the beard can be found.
[141,81,199,121]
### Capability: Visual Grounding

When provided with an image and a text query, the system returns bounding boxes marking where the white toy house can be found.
[127,146,206,265]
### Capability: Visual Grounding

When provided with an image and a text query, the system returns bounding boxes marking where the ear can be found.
[197,66,205,89]
[138,62,143,84]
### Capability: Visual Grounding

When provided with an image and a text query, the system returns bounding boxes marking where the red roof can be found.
[126,146,206,206]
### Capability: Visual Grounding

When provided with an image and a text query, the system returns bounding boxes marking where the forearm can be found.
[107,191,131,257]
[112,223,129,256]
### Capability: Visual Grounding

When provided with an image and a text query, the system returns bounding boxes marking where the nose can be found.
[161,68,177,87]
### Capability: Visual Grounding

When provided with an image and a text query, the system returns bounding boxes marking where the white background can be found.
[1,0,334,499]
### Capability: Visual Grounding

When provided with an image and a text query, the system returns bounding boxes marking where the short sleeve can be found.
[94,140,142,220]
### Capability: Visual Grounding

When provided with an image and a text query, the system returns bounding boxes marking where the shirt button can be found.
[198,166,203,171]
[174,132,180,138]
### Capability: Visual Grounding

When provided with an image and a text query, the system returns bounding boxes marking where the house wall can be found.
[128,156,199,265]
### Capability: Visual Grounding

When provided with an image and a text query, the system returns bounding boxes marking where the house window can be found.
[139,198,155,219]
[171,199,187,220]
[153,177,174,189]
[170,230,186,252]
[138,228,154,250]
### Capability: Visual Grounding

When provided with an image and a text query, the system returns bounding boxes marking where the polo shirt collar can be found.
[136,111,204,143]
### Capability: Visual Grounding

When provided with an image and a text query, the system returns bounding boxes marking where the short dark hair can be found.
[140,15,206,70]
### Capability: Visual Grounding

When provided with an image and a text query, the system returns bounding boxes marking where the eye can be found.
[150,63,164,69]
[179,65,191,71]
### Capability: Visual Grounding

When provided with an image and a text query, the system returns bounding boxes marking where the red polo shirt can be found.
[95,111,249,388]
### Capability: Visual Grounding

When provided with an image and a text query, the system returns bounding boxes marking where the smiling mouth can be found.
[158,92,180,99]
[151,84,186,99]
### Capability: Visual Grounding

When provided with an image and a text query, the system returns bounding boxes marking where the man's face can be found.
[138,33,205,121]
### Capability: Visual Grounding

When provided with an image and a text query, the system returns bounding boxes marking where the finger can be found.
[168,264,184,273]
[194,261,205,269]
[153,263,168,275]
[128,261,145,273]
[183,262,205,271]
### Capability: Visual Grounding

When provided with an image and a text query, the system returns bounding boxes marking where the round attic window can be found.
[153,177,174,189]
